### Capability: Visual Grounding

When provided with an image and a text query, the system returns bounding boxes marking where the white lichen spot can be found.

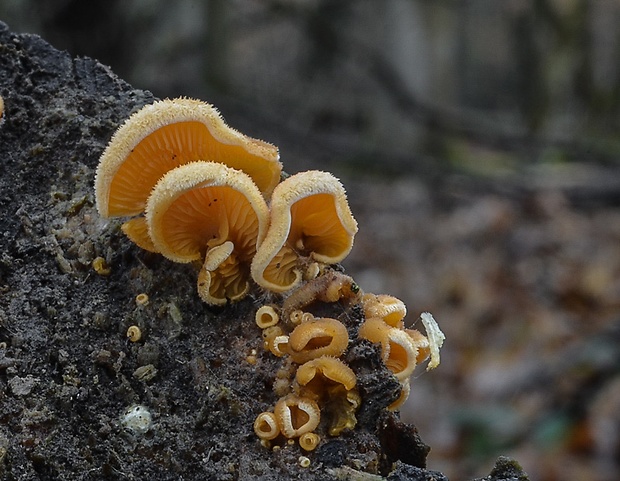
[121,404,152,434]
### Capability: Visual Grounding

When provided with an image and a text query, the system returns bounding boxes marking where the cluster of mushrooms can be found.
[94,98,444,452]
[253,272,443,451]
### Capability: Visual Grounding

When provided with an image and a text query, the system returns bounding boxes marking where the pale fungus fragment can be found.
[420,312,445,370]
[94,97,281,221]
[121,405,152,435]
[298,456,311,468]
[253,412,280,441]
[251,171,358,293]
[145,161,269,305]
[126,325,142,342]
[287,318,349,364]
[274,394,320,438]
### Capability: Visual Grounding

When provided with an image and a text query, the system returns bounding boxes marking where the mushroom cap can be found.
[362,293,407,328]
[287,317,349,364]
[254,412,280,441]
[95,97,281,218]
[251,171,358,292]
[274,394,320,438]
[358,318,418,382]
[295,356,357,392]
[146,161,269,264]
[145,161,269,305]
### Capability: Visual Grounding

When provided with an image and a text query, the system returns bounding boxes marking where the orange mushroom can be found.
[295,356,360,436]
[94,98,281,249]
[358,318,419,382]
[362,293,407,328]
[145,161,269,305]
[251,171,358,293]
[287,317,349,364]
[295,356,357,394]
[274,394,320,438]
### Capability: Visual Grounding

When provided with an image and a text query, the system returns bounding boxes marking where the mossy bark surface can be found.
[0,22,528,481]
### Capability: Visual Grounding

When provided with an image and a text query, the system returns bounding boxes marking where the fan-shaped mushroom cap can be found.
[95,97,281,219]
[146,161,269,304]
[251,171,358,292]
[295,356,357,393]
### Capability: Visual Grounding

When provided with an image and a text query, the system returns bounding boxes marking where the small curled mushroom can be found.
[362,293,407,328]
[274,394,320,438]
[92,256,111,276]
[388,379,411,411]
[268,335,290,358]
[295,356,357,395]
[287,318,349,364]
[358,318,418,382]
[135,293,149,306]
[126,325,142,342]
[255,305,279,329]
[298,432,320,452]
[254,412,280,441]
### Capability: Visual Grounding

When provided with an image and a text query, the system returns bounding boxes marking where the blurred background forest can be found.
[2,1,620,480]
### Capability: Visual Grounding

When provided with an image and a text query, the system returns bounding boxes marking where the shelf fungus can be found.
[94,97,281,250]
[145,161,269,305]
[251,171,358,293]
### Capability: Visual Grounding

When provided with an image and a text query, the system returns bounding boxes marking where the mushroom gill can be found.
[145,161,269,305]
[251,171,358,293]
[95,97,281,220]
